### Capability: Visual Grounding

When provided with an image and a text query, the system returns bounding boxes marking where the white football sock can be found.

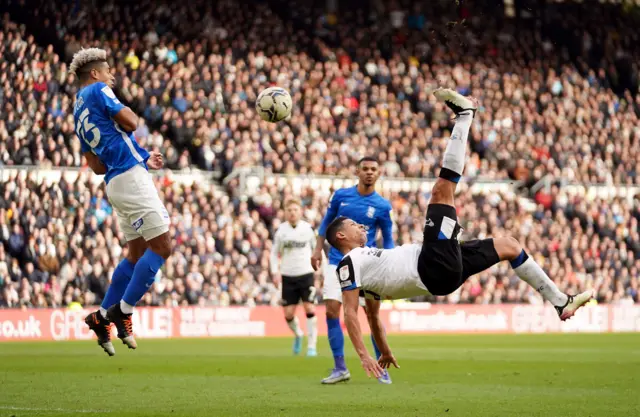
[99,307,108,319]
[442,112,473,175]
[513,258,568,307]
[120,300,135,314]
[307,315,318,350]
[287,316,303,337]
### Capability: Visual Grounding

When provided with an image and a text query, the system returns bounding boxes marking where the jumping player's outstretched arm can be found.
[364,298,398,370]
[342,288,384,379]
[337,255,384,378]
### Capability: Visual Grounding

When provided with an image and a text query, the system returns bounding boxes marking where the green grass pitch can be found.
[0,334,639,417]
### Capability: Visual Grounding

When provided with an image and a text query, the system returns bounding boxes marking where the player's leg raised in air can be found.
[416,88,477,299]
[460,237,593,319]
[86,165,171,354]
[417,88,592,317]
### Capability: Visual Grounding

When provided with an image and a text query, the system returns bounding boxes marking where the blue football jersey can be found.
[318,186,395,265]
[73,82,149,184]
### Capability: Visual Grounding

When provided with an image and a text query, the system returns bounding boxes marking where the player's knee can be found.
[325,300,341,319]
[497,236,522,260]
[148,232,172,259]
[306,312,315,319]
[285,314,295,322]
[126,253,140,265]
[126,238,147,264]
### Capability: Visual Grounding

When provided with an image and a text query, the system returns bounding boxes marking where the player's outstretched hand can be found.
[360,355,384,379]
[378,353,400,370]
[147,151,164,170]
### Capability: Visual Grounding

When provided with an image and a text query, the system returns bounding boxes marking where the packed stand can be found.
[1,1,640,186]
[1,172,638,308]
[0,172,282,308]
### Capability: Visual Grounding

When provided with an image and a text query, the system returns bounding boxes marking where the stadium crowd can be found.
[0,0,639,308]
[1,1,640,183]
[0,172,638,308]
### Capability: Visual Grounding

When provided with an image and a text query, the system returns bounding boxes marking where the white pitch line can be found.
[0,406,111,414]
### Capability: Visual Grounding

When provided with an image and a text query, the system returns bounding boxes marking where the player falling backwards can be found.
[311,157,395,385]
[270,199,319,357]
[325,89,594,379]
[70,48,172,356]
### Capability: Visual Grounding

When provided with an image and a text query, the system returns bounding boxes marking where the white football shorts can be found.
[106,164,170,242]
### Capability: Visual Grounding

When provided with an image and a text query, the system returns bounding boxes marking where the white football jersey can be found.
[270,220,316,277]
[336,244,431,300]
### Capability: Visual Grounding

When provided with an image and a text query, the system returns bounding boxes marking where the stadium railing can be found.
[2,165,639,202]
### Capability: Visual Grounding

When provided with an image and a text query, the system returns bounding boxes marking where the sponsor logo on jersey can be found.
[132,218,144,230]
[366,206,376,218]
[283,241,308,249]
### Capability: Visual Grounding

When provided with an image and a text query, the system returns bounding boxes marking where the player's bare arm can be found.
[113,107,139,132]
[83,151,107,175]
[310,235,325,271]
[342,288,384,378]
[364,298,399,370]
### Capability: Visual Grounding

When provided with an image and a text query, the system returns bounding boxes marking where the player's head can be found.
[356,157,380,188]
[69,48,114,88]
[326,216,366,254]
[284,198,302,225]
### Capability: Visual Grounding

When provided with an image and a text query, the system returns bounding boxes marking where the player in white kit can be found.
[270,199,319,356]
[324,88,595,379]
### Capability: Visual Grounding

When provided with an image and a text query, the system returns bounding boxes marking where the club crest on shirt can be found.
[366,206,376,218]
[339,265,350,282]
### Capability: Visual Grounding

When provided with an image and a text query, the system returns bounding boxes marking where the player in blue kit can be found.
[69,48,172,356]
[310,157,394,384]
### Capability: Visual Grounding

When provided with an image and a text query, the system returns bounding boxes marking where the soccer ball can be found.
[255,87,292,123]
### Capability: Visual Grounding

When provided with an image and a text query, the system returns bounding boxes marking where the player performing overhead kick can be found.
[311,157,395,385]
[325,88,594,379]
[70,48,172,356]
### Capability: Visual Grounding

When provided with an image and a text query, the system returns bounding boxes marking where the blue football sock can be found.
[101,259,135,310]
[371,334,382,360]
[327,318,346,370]
[122,249,165,308]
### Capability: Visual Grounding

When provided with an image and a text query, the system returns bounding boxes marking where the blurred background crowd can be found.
[0,0,639,308]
